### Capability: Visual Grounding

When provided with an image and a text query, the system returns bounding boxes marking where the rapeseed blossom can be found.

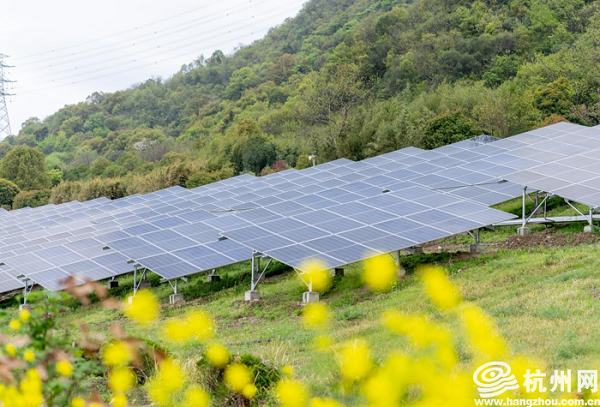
[124,289,159,325]
[302,302,331,329]
[56,360,74,377]
[275,379,308,407]
[362,254,398,292]
[205,343,230,368]
[421,265,461,311]
[300,260,332,292]
[337,339,372,381]
[224,363,253,393]
[102,341,134,367]
[183,385,211,407]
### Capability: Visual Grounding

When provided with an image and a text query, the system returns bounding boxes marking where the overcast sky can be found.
[0,0,306,133]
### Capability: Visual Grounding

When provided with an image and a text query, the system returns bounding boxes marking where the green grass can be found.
[3,200,600,403]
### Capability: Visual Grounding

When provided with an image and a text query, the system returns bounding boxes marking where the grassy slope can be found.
[4,201,600,402]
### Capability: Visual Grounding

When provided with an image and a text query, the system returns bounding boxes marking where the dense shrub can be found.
[12,189,51,209]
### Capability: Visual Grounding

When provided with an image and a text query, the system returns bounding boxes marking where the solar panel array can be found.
[0,122,597,296]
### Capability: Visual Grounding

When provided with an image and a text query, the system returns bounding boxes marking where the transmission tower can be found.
[0,53,15,140]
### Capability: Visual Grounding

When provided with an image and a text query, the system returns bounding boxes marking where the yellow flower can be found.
[5,344,16,356]
[282,365,294,377]
[242,383,258,399]
[205,343,230,368]
[56,360,74,377]
[313,335,333,352]
[275,379,308,407]
[302,303,331,329]
[23,350,35,363]
[183,385,210,407]
[8,319,21,330]
[163,311,214,343]
[111,393,128,407]
[420,266,461,311]
[109,367,135,393]
[147,358,184,405]
[19,309,30,321]
[300,260,332,292]
[310,398,344,407]
[124,290,159,325]
[224,364,253,393]
[71,397,86,407]
[337,339,372,381]
[90,403,104,407]
[362,254,397,292]
[460,304,506,359]
[103,341,134,367]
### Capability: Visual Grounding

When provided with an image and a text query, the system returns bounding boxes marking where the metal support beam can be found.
[520,192,550,228]
[132,264,147,296]
[522,186,527,228]
[250,251,271,291]
[564,199,590,224]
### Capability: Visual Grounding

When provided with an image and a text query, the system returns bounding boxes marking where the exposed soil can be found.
[493,229,600,250]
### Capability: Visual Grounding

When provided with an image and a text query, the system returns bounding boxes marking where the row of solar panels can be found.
[0,122,598,296]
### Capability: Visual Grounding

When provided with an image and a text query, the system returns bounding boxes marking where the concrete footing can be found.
[127,296,135,305]
[138,280,151,289]
[584,225,593,233]
[169,294,184,304]
[108,281,119,289]
[245,290,261,301]
[19,304,31,312]
[469,244,488,254]
[207,274,221,283]
[302,291,319,303]
[411,246,424,254]
[517,227,532,236]
[330,268,344,278]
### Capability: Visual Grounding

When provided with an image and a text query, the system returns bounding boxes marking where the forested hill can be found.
[1,0,600,208]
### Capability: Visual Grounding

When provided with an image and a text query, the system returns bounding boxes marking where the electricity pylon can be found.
[0,53,15,140]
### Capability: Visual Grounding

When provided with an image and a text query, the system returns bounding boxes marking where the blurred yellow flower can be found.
[71,397,86,407]
[460,304,506,359]
[184,385,210,407]
[310,398,344,407]
[224,364,253,393]
[362,254,397,292]
[56,360,74,377]
[338,339,372,381]
[124,290,159,325]
[5,344,16,356]
[242,383,258,399]
[109,367,135,393]
[302,303,331,329]
[281,365,294,377]
[313,335,333,352]
[23,350,35,363]
[205,343,229,368]
[19,309,30,321]
[421,266,461,311]
[111,393,128,407]
[147,358,184,405]
[163,311,214,343]
[300,260,332,292]
[103,341,134,367]
[275,379,308,407]
[8,319,21,330]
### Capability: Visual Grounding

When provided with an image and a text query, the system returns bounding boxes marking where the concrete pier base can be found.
[207,274,221,283]
[302,291,319,303]
[330,268,344,278]
[517,227,531,236]
[169,294,184,304]
[469,244,488,254]
[584,225,593,233]
[245,290,261,301]
[19,304,31,312]
[138,280,151,289]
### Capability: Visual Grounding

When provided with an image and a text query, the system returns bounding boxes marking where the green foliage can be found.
[535,77,574,117]
[422,111,481,149]
[399,252,453,275]
[0,146,51,190]
[295,154,312,170]
[12,189,51,209]
[0,178,20,207]
[48,169,63,187]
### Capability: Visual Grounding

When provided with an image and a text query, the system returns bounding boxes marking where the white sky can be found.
[0,0,306,133]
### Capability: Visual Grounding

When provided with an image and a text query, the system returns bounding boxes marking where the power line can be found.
[16,0,274,71]
[21,2,299,83]
[0,54,14,139]
[16,0,265,61]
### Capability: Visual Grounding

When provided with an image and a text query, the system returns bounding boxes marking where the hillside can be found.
[1,0,600,207]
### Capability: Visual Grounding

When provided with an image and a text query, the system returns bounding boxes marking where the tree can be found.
[0,179,20,207]
[12,189,51,209]
[48,169,63,187]
[534,77,574,117]
[422,110,481,149]
[241,135,277,175]
[0,146,51,190]
[295,155,312,170]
